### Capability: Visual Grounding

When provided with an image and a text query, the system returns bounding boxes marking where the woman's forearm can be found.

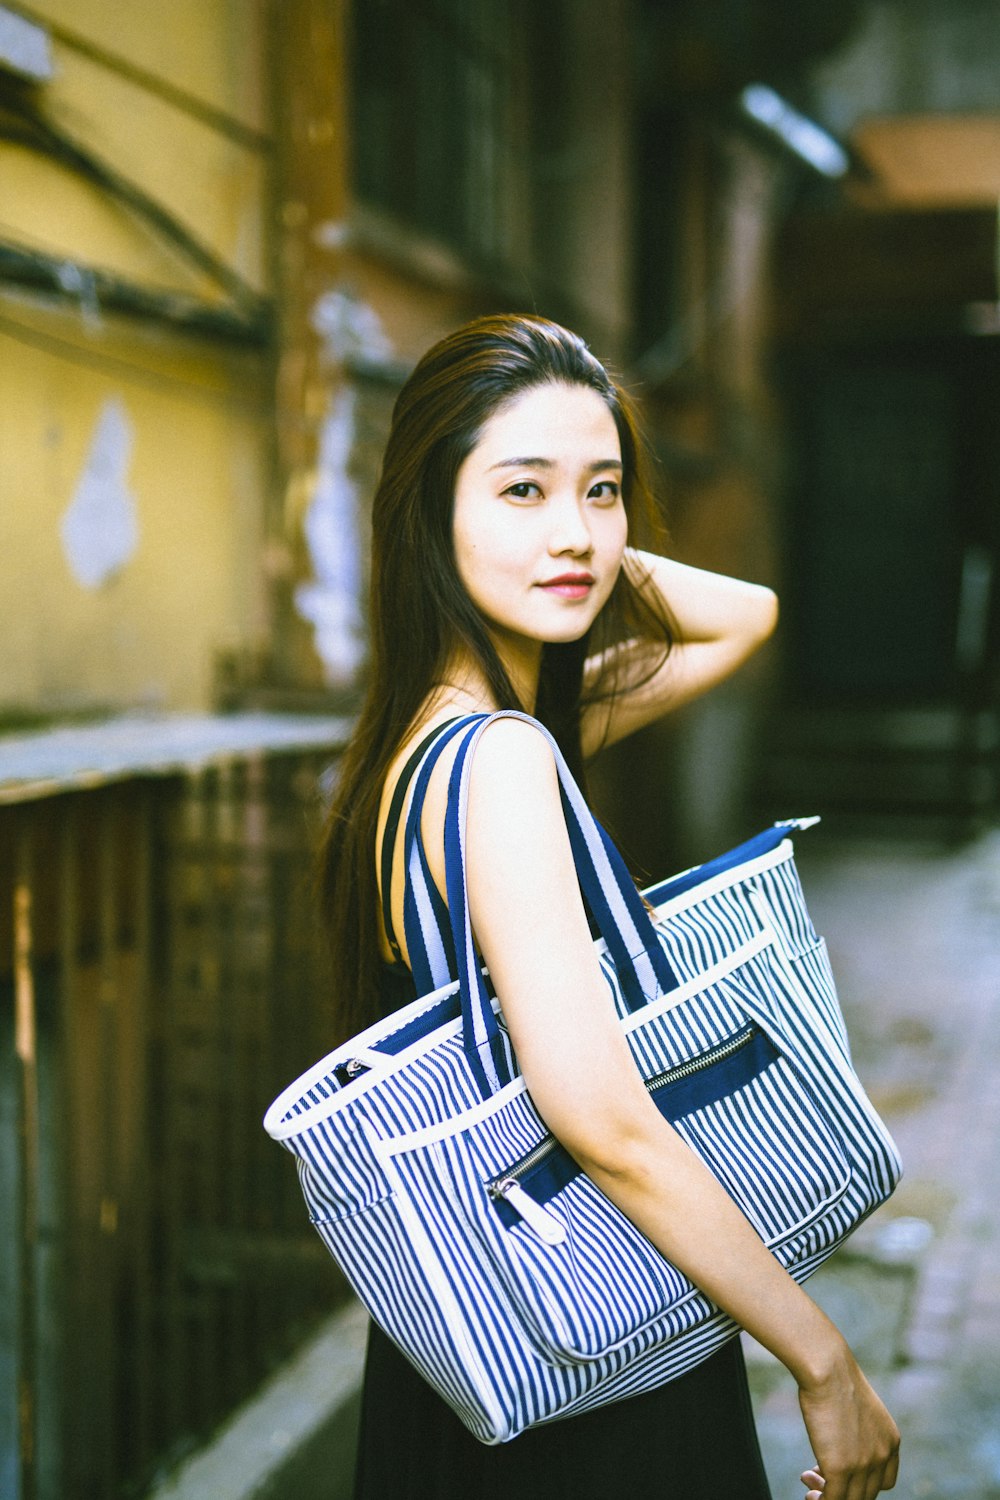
[571,1111,847,1388]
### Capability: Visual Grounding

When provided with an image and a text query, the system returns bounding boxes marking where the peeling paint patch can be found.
[0,7,53,81]
[310,287,393,365]
[294,389,365,684]
[61,397,139,589]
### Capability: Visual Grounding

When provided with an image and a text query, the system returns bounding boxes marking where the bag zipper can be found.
[486,1023,759,1241]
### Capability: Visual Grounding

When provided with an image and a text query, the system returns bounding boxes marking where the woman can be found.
[320,314,899,1500]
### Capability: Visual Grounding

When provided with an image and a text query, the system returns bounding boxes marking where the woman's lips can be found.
[538,574,594,599]
[541,582,592,599]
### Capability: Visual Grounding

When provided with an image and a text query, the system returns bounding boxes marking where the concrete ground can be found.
[746,824,1000,1500]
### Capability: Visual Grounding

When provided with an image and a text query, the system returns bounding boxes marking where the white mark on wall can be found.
[310,287,393,365]
[60,397,139,589]
[0,7,54,81]
[56,261,102,329]
[294,387,365,684]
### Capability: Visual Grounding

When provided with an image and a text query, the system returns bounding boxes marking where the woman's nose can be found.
[547,497,593,555]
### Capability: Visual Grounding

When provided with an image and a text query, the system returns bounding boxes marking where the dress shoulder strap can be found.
[379,717,462,964]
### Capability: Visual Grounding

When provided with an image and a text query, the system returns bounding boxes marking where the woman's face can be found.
[452,381,628,665]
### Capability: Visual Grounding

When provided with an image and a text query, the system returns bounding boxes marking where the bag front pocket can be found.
[664,1025,852,1247]
[498,1174,705,1363]
[466,1019,853,1366]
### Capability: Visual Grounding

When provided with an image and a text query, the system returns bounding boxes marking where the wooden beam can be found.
[267,0,352,692]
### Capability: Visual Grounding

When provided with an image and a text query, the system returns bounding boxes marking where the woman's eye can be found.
[504,481,541,500]
[589,480,620,503]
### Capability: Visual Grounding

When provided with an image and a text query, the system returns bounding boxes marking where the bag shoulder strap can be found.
[379,717,464,965]
[438,711,678,1097]
[399,713,486,993]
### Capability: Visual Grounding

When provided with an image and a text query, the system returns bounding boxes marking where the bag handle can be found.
[440,712,677,1098]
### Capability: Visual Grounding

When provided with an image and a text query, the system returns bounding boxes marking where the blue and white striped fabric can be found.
[264,712,901,1443]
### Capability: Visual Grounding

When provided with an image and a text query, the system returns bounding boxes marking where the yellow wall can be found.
[0,1,271,715]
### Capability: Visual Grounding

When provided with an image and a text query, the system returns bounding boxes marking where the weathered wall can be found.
[0,1,271,717]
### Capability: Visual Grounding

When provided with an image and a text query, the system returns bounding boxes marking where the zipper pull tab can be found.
[493,1179,568,1246]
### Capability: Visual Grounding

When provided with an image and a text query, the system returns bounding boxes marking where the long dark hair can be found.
[319,313,674,1039]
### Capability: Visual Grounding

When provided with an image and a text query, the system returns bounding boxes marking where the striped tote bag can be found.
[264,711,901,1443]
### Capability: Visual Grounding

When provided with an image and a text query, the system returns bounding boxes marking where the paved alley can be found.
[746,824,1000,1499]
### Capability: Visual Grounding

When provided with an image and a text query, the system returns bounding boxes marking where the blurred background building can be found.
[1,1,998,1496]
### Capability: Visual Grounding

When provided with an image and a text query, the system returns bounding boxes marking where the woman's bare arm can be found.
[450,720,898,1500]
[582,549,778,756]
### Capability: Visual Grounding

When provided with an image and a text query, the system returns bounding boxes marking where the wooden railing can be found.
[0,716,352,1500]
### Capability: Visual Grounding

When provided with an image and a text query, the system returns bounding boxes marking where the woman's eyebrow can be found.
[487,457,622,473]
[488,456,554,471]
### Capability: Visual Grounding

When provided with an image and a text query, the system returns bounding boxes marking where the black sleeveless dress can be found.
[352,726,774,1499]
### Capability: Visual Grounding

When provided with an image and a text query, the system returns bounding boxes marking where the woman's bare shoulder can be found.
[465,716,560,803]
[419,715,564,886]
[459,719,572,883]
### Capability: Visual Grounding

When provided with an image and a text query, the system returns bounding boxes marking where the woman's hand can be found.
[797,1349,900,1500]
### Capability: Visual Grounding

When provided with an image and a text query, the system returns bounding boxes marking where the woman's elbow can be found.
[553,1106,666,1190]
[749,584,779,646]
